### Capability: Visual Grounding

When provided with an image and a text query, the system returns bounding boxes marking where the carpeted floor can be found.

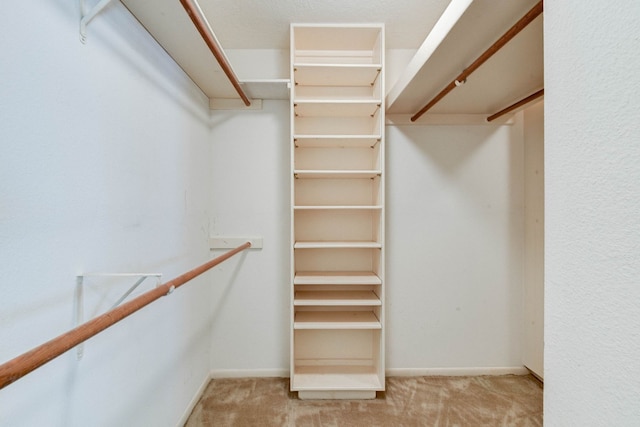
[184,375,543,426]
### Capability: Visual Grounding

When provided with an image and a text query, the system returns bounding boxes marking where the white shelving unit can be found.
[290,24,385,400]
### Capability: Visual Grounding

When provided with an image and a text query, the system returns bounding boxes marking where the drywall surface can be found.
[208,101,291,375]
[386,123,525,371]
[0,2,213,426]
[544,0,640,424]
[523,102,544,378]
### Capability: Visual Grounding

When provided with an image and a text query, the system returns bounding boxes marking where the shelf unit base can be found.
[298,390,377,400]
[292,365,383,399]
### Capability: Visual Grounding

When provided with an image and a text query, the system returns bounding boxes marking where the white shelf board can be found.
[294,291,381,306]
[294,170,381,179]
[242,79,290,100]
[294,100,381,117]
[294,311,381,329]
[294,241,382,249]
[294,134,381,140]
[295,272,382,285]
[292,365,383,391]
[294,63,382,87]
[294,205,382,210]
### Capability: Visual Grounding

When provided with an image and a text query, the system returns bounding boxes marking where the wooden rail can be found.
[179,0,251,106]
[411,0,543,122]
[487,88,544,122]
[0,242,251,390]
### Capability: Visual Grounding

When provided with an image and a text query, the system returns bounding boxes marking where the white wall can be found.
[545,0,640,424]
[386,122,525,372]
[0,2,214,426]
[207,101,291,375]
[523,101,544,378]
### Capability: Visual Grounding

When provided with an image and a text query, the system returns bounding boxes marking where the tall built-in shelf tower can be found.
[290,24,385,400]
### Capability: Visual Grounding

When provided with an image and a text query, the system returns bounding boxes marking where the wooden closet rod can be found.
[487,88,544,122]
[0,242,251,390]
[179,0,251,106]
[411,0,543,122]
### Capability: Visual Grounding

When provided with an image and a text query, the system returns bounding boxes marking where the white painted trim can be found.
[386,114,515,126]
[386,366,530,377]
[176,372,212,427]
[210,368,289,378]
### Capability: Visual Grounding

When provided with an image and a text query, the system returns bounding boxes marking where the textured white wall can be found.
[0,2,213,426]
[545,0,640,424]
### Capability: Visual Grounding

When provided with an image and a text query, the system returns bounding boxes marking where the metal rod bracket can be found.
[75,273,162,359]
[80,0,117,44]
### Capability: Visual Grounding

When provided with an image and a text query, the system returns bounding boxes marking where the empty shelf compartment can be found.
[295,271,382,285]
[294,311,381,329]
[294,290,381,306]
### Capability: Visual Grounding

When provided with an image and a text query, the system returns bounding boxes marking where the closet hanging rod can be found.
[411,0,543,122]
[487,88,544,122]
[179,0,251,106]
[0,242,251,390]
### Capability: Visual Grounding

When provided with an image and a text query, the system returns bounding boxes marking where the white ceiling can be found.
[196,0,452,49]
[121,0,544,118]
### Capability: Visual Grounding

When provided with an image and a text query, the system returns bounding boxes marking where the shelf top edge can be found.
[294,134,381,139]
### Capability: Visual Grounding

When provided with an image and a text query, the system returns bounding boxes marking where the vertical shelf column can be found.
[290,24,385,400]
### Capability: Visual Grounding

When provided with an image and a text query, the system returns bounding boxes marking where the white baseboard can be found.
[208,366,528,380]
[176,372,212,427]
[210,368,289,378]
[386,366,529,377]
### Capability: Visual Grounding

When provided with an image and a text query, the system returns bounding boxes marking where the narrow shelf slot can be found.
[294,205,382,210]
[294,170,381,179]
[294,116,381,135]
[294,241,382,249]
[294,101,381,117]
[294,272,382,285]
[294,311,381,329]
[294,135,381,148]
[294,290,381,306]
[294,64,381,87]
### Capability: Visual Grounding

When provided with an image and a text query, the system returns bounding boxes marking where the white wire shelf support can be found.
[74,273,162,359]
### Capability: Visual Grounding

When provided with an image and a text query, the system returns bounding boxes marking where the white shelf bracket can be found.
[80,0,117,44]
[75,273,162,359]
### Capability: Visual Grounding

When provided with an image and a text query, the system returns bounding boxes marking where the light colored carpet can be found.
[184,375,542,426]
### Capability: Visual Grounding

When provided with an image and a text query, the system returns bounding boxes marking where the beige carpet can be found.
[184,375,542,426]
